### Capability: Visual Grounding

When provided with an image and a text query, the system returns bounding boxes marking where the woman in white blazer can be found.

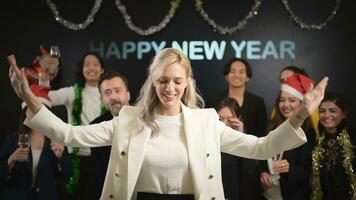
[8,48,328,200]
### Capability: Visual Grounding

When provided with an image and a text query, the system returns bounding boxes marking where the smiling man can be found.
[98,72,130,117]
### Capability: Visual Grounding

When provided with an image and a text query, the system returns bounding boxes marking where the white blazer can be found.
[25,104,306,200]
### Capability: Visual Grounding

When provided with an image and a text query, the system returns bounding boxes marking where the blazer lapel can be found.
[127,126,151,197]
[33,137,49,187]
[181,104,207,197]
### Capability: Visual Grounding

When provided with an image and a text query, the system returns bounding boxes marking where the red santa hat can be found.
[21,85,52,109]
[281,73,314,100]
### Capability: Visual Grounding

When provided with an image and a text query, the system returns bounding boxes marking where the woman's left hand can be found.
[303,77,328,115]
[51,141,64,158]
[272,159,289,174]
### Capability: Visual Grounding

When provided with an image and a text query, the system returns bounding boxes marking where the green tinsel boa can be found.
[66,83,107,194]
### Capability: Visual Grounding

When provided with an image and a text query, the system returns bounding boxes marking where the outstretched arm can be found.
[219,77,328,159]
[288,77,328,130]
[8,55,114,147]
[8,55,42,115]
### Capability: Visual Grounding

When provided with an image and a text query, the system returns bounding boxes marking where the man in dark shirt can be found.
[90,72,131,200]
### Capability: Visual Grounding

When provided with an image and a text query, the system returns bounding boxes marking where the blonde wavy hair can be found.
[135,48,204,133]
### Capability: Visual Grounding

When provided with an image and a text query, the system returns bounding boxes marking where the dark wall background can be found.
[1,0,355,144]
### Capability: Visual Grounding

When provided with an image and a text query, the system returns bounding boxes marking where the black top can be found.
[89,111,113,200]
[319,130,356,200]
[259,127,316,200]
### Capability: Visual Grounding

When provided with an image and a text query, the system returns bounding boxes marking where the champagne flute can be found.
[45,45,60,76]
[49,45,61,58]
[270,153,283,185]
[18,133,30,161]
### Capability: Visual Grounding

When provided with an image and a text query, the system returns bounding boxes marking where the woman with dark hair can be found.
[275,65,320,138]
[46,53,105,197]
[216,97,244,200]
[216,98,244,132]
[311,92,356,200]
[279,66,309,83]
[0,86,72,200]
[259,74,316,200]
[48,52,105,128]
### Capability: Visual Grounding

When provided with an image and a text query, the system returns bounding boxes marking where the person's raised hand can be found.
[303,77,329,115]
[8,55,31,101]
[8,55,42,113]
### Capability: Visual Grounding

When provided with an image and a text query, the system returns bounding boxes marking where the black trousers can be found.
[136,192,194,200]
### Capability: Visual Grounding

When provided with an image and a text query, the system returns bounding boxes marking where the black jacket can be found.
[89,112,113,200]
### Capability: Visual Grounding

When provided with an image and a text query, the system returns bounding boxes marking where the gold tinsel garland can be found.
[194,0,262,35]
[47,0,103,30]
[46,0,341,33]
[281,0,342,31]
[311,129,356,200]
[115,0,181,36]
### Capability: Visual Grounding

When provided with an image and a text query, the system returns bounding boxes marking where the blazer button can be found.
[57,164,63,172]
[115,173,120,177]
[35,188,40,192]
[121,151,126,156]
[109,194,114,198]
[208,175,214,179]
[206,153,210,157]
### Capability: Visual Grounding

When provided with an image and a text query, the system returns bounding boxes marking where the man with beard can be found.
[89,72,130,200]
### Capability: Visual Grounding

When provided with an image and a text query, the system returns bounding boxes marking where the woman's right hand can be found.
[8,55,42,113]
[7,147,30,170]
[260,172,273,189]
[227,117,244,132]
